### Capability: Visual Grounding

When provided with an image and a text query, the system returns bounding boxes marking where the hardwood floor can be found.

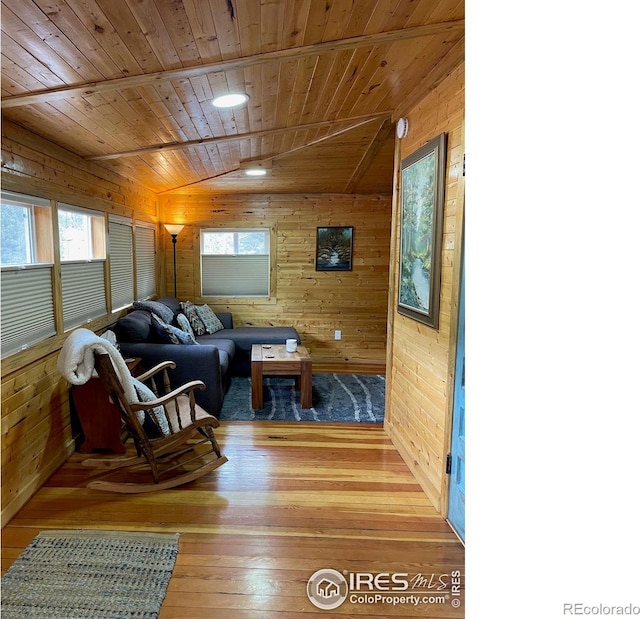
[1,422,465,618]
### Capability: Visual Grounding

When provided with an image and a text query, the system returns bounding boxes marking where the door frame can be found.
[441,147,464,521]
[447,248,465,540]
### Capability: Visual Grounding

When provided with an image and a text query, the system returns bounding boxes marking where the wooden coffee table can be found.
[251,344,312,409]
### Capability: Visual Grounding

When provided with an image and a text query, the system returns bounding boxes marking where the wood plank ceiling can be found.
[1,0,464,195]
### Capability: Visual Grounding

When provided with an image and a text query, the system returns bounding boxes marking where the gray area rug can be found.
[1,529,179,619]
[220,373,386,423]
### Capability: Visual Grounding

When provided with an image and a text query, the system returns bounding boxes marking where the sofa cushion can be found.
[196,335,235,360]
[189,339,232,377]
[214,311,234,330]
[223,326,300,352]
[133,300,174,324]
[113,310,153,343]
[195,304,225,334]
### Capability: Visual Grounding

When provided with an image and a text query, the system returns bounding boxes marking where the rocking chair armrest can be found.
[118,342,225,416]
[129,380,206,411]
[136,360,177,382]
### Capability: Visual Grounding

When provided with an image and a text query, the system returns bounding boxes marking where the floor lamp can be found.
[163,224,184,298]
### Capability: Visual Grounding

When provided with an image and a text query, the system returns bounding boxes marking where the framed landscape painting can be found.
[397,132,447,329]
[316,226,353,271]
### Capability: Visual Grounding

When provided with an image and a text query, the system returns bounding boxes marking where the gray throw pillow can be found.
[133,300,174,324]
[176,313,195,338]
[131,376,170,436]
[169,324,198,345]
[195,304,225,334]
[180,301,207,336]
[151,313,197,345]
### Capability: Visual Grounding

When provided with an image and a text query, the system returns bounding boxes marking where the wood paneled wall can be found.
[1,121,158,527]
[159,193,391,370]
[385,61,465,514]
[1,58,462,526]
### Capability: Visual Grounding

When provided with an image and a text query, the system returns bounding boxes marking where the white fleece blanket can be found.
[56,328,137,404]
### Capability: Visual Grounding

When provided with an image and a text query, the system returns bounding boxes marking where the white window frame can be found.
[200,228,271,298]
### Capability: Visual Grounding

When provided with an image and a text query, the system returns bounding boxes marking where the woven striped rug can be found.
[220,373,386,422]
[1,530,179,619]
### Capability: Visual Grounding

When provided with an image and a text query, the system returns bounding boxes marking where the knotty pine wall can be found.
[1,59,463,526]
[158,193,391,371]
[385,61,465,514]
[1,121,158,527]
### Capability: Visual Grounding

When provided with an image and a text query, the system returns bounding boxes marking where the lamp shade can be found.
[163,224,184,236]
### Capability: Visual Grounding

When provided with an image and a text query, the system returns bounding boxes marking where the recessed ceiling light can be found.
[245,168,267,176]
[212,93,249,108]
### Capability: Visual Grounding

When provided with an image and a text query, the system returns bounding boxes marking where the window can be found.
[201,228,270,296]
[1,192,53,266]
[58,205,106,261]
[109,216,134,310]
[2,202,34,265]
[1,192,56,357]
[0,195,159,358]
[58,204,107,329]
[135,224,156,300]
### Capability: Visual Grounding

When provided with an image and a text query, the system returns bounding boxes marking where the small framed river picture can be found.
[315,226,353,271]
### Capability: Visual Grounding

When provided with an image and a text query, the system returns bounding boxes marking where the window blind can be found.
[135,225,156,300]
[61,261,107,329]
[1,267,56,357]
[109,220,134,310]
[201,255,269,296]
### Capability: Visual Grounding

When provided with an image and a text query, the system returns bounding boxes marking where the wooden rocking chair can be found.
[82,352,228,493]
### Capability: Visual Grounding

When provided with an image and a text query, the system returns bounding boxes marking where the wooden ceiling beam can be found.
[157,168,241,194]
[1,20,464,110]
[157,117,385,193]
[269,117,383,163]
[84,113,390,161]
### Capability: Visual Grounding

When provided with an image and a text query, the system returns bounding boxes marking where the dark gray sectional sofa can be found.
[113,296,300,417]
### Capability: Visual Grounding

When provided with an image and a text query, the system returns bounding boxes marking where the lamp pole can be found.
[170,233,178,297]
[163,224,184,298]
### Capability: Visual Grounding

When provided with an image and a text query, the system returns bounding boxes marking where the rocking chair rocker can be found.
[83,352,228,493]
